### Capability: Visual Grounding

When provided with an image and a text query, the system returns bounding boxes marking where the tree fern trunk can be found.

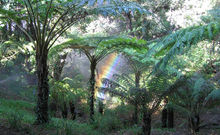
[69,101,76,120]
[98,100,104,115]
[135,71,141,88]
[162,107,167,128]
[133,104,138,124]
[188,114,200,134]
[134,71,141,124]
[168,107,174,128]
[35,48,49,124]
[142,109,151,135]
[62,102,68,119]
[89,61,96,120]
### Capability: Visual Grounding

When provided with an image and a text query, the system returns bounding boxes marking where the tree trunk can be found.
[168,107,174,128]
[89,60,96,120]
[98,100,104,115]
[142,111,152,135]
[133,104,138,124]
[162,107,167,128]
[135,71,141,88]
[35,49,49,124]
[69,101,76,120]
[54,54,67,81]
[133,71,141,124]
[61,102,68,119]
[188,114,200,134]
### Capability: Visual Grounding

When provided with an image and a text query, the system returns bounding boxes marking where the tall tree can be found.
[58,36,146,120]
[0,0,148,124]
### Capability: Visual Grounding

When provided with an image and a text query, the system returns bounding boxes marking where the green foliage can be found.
[147,22,220,72]
[119,125,142,135]
[51,119,101,135]
[205,89,220,103]
[49,78,88,109]
[93,110,123,132]
[113,104,135,126]
[169,73,217,120]
[6,110,24,130]
[101,71,175,113]
[52,36,147,58]
[0,98,36,131]
[77,0,151,17]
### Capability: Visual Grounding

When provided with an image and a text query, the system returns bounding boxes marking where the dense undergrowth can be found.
[1,97,219,135]
[0,98,141,135]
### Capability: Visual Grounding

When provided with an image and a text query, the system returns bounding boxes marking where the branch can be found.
[47,21,76,50]
[83,49,93,62]
[45,10,69,45]
[25,0,39,41]
[23,0,38,41]
[42,0,53,45]
[11,20,36,46]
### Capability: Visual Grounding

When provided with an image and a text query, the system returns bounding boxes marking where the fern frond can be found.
[147,22,220,72]
[205,89,220,103]
[112,73,135,88]
[101,78,128,91]
[75,0,151,16]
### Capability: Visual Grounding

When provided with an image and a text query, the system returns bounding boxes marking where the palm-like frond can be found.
[147,22,220,72]
[112,73,135,88]
[76,0,151,16]
[205,89,220,104]
[169,74,218,119]
[49,36,146,59]
[101,77,128,91]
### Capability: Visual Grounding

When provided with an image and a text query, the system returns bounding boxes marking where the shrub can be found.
[113,105,135,127]
[92,110,123,133]
[51,119,101,135]
[6,110,24,130]
[119,125,142,135]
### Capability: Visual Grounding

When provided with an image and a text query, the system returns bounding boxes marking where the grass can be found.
[0,98,36,123]
[0,98,103,135]
[1,97,219,135]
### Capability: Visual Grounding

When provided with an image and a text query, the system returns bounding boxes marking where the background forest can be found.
[0,0,220,135]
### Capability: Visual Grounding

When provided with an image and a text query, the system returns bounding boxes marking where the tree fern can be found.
[146,22,220,72]
[168,73,219,133]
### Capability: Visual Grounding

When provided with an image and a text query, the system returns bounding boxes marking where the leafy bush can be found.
[119,125,142,135]
[6,110,24,130]
[51,119,101,135]
[113,104,135,127]
[92,110,123,133]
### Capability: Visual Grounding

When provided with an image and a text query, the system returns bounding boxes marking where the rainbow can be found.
[96,53,120,88]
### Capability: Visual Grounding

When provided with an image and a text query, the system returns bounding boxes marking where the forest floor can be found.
[0,92,220,135]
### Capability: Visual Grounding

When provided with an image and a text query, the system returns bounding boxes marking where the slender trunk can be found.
[126,11,134,36]
[8,21,12,36]
[69,101,76,120]
[135,71,141,88]
[133,104,138,124]
[168,107,174,128]
[133,71,141,124]
[35,48,49,124]
[188,114,200,134]
[2,25,8,40]
[89,60,96,120]
[49,101,57,117]
[54,54,67,81]
[195,114,200,132]
[162,107,167,128]
[61,102,68,119]
[142,111,152,135]
[98,100,104,115]
[15,21,22,40]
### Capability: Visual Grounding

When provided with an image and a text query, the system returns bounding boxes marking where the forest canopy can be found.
[0,0,220,135]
